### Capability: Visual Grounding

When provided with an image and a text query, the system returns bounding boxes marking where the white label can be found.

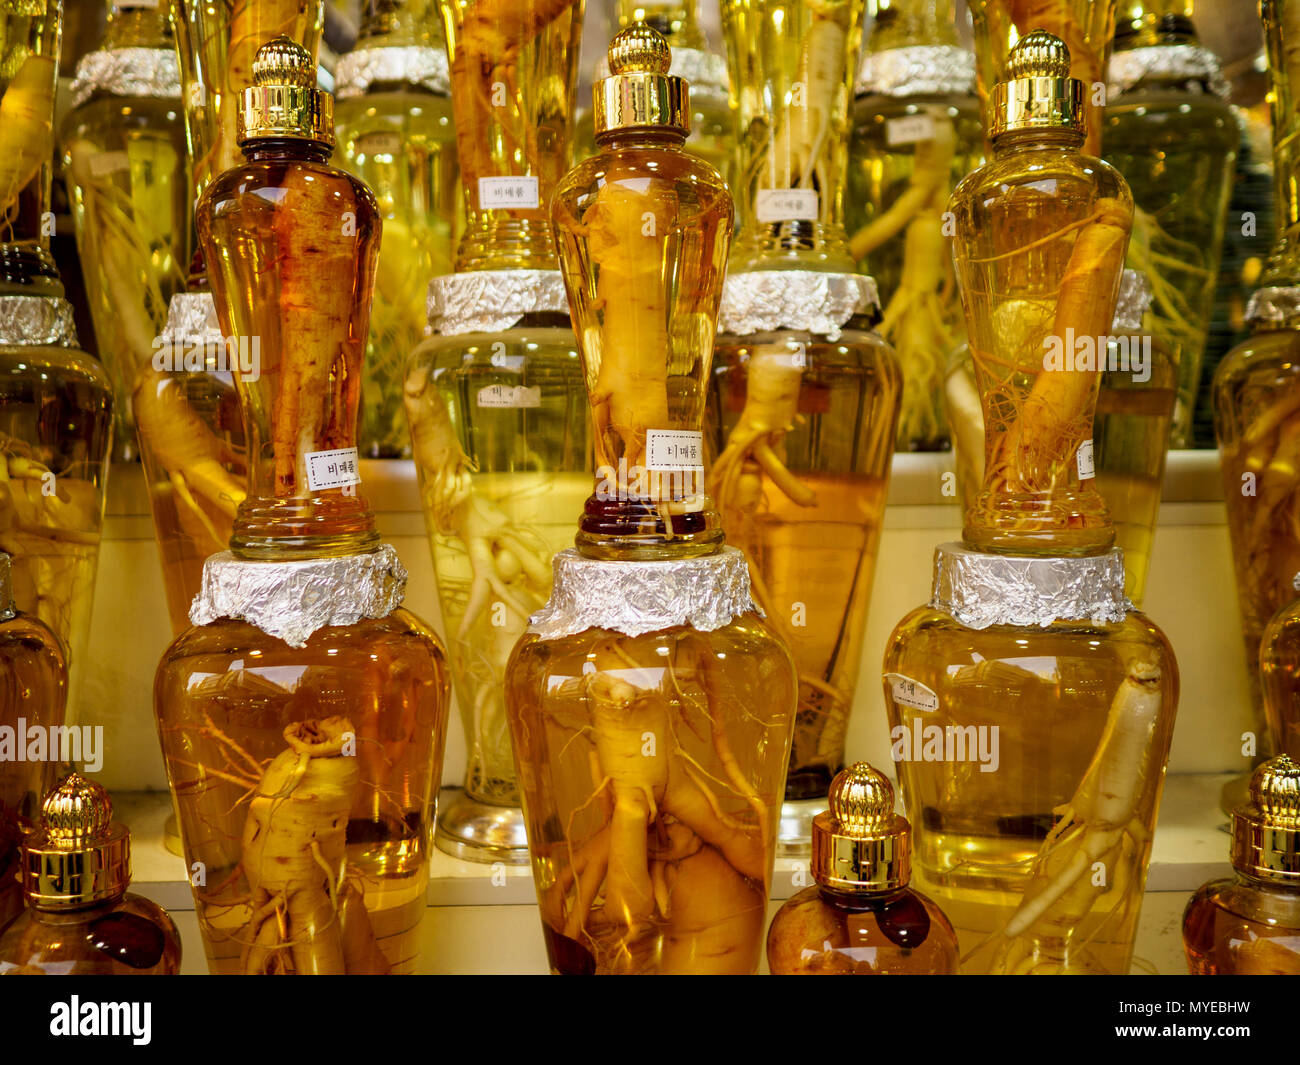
[478,176,540,210]
[305,447,362,491]
[645,430,704,471]
[89,151,130,178]
[1076,439,1096,480]
[356,132,402,156]
[755,188,819,223]
[477,384,541,409]
[886,673,939,713]
[886,113,937,146]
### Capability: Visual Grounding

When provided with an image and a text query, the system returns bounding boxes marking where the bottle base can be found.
[435,790,531,865]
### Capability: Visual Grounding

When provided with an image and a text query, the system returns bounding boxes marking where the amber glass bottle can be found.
[506,26,798,975]
[767,763,958,974]
[155,38,450,975]
[1183,755,1300,975]
[1260,578,1300,760]
[0,554,67,933]
[0,776,181,975]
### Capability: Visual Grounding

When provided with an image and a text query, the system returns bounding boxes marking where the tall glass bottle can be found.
[1213,0,1300,776]
[847,0,983,451]
[574,0,733,180]
[1260,578,1300,761]
[0,1,114,717]
[335,0,459,458]
[154,38,450,974]
[60,0,189,463]
[0,554,67,933]
[403,0,587,864]
[713,0,901,854]
[0,775,181,974]
[884,33,1178,975]
[507,25,798,974]
[1103,1,1237,448]
[138,0,324,633]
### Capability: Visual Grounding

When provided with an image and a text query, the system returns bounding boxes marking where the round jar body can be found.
[1259,594,1300,761]
[153,609,450,974]
[0,894,182,975]
[0,341,113,714]
[405,313,590,859]
[336,83,460,457]
[709,322,900,842]
[767,884,960,974]
[505,614,797,974]
[1182,874,1300,975]
[882,606,1178,974]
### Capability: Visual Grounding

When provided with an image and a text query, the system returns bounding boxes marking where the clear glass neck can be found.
[866,0,959,52]
[616,0,705,50]
[1113,0,1197,48]
[103,3,172,49]
[357,0,441,48]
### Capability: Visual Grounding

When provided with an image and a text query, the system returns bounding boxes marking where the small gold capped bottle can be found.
[766,763,959,975]
[0,776,182,974]
[1183,755,1300,975]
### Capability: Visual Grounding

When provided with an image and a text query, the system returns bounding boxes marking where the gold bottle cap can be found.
[22,775,131,908]
[594,24,689,138]
[1231,755,1300,882]
[237,36,334,147]
[811,763,911,892]
[990,29,1085,141]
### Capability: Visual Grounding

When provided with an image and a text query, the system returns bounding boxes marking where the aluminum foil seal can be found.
[594,45,730,105]
[855,45,976,97]
[717,271,879,342]
[427,270,570,335]
[1112,269,1153,332]
[1107,44,1230,99]
[1246,287,1300,329]
[158,291,223,345]
[335,44,449,99]
[190,544,408,648]
[71,47,181,107]
[930,542,1131,630]
[528,547,761,640]
[0,296,78,348]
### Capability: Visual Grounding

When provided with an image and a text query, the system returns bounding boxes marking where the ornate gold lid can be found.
[594,24,689,138]
[811,763,911,892]
[1231,755,1300,882]
[22,775,131,908]
[990,29,1085,141]
[237,36,333,147]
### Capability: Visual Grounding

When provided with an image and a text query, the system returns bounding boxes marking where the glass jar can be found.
[1182,755,1300,975]
[847,0,983,451]
[0,554,67,933]
[59,0,189,462]
[1102,3,1238,448]
[1260,581,1300,760]
[766,763,959,974]
[0,775,181,975]
[883,545,1179,974]
[335,0,460,458]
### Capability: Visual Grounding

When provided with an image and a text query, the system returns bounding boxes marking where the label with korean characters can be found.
[886,113,937,146]
[1076,439,1095,480]
[886,673,939,713]
[478,176,540,210]
[305,447,362,491]
[477,384,541,409]
[755,188,819,223]
[646,430,704,471]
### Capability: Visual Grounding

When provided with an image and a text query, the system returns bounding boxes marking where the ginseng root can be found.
[0,54,55,236]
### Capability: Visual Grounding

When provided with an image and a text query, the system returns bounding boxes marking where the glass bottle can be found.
[60,0,189,463]
[439,0,583,272]
[0,775,181,974]
[507,25,798,975]
[335,0,459,458]
[968,0,1117,156]
[0,554,67,933]
[766,763,959,974]
[1213,0,1300,768]
[847,0,983,451]
[946,270,1178,604]
[403,0,588,864]
[1260,578,1300,760]
[1183,755,1300,975]
[1102,1,1237,449]
[884,33,1179,976]
[713,0,901,853]
[155,37,451,974]
[0,2,114,717]
[574,0,733,180]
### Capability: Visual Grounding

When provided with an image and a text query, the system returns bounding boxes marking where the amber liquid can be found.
[1183,875,1300,975]
[0,895,181,975]
[154,612,449,974]
[506,619,796,974]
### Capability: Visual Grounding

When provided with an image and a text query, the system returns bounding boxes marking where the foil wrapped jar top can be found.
[334,44,450,98]
[716,271,880,342]
[427,270,570,336]
[0,295,79,348]
[855,44,976,98]
[528,547,762,640]
[70,46,181,107]
[930,542,1131,630]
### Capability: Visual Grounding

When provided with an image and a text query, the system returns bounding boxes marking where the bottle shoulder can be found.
[952,147,1132,210]
[555,142,732,212]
